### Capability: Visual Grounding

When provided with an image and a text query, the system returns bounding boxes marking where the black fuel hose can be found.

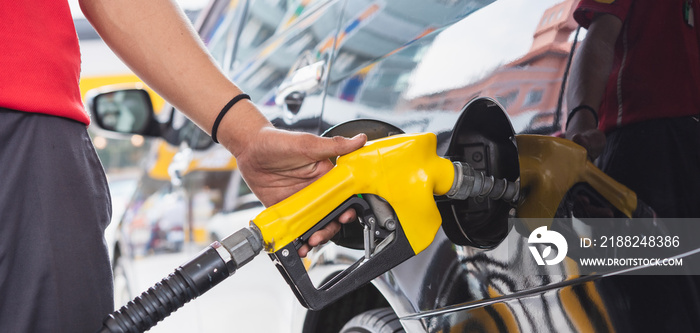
[97,246,232,333]
[97,227,263,333]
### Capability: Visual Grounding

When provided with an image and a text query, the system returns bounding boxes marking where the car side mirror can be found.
[86,85,161,137]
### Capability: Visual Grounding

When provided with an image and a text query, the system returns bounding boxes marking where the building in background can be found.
[408,0,579,133]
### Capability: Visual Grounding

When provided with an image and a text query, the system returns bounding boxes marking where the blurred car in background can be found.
[104,174,139,308]
[205,170,264,242]
[86,0,700,332]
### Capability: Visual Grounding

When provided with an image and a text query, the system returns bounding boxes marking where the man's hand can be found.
[297,209,357,258]
[565,109,606,160]
[230,127,367,206]
[225,126,367,256]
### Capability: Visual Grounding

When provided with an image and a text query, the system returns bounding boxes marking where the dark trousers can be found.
[0,109,113,332]
[596,116,700,332]
[598,116,700,218]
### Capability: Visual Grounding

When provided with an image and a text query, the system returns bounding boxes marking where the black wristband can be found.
[211,94,251,144]
[566,104,598,130]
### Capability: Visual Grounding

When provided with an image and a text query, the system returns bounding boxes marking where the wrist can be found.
[211,94,251,143]
[215,99,272,157]
[566,104,598,131]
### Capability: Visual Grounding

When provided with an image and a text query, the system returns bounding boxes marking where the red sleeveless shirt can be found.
[1,1,90,125]
[575,0,700,133]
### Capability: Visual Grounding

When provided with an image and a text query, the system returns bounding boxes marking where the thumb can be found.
[570,132,591,151]
[310,133,367,160]
[571,130,605,160]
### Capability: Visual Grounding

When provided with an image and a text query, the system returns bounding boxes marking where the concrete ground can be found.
[128,247,296,333]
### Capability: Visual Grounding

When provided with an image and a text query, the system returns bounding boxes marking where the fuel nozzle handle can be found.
[446,161,520,203]
[97,227,263,333]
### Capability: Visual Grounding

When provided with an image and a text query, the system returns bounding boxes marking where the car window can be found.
[232,0,326,72]
[203,0,247,70]
[230,0,340,94]
[234,0,287,64]
[329,0,493,81]
[228,0,343,129]
[323,0,577,138]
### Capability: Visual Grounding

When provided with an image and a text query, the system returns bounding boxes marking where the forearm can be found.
[566,13,622,117]
[563,13,622,158]
[79,0,270,155]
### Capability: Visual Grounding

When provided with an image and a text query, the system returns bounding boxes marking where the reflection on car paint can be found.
[94,0,700,331]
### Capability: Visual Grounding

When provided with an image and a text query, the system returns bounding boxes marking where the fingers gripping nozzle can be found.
[445,161,520,203]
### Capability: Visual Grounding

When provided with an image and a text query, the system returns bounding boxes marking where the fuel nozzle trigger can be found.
[269,195,414,310]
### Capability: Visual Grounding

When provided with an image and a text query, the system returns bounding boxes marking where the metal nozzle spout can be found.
[445,161,519,203]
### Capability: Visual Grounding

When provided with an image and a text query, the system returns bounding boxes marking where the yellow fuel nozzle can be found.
[252,132,455,254]
[517,135,638,219]
[252,132,521,310]
[250,133,463,310]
